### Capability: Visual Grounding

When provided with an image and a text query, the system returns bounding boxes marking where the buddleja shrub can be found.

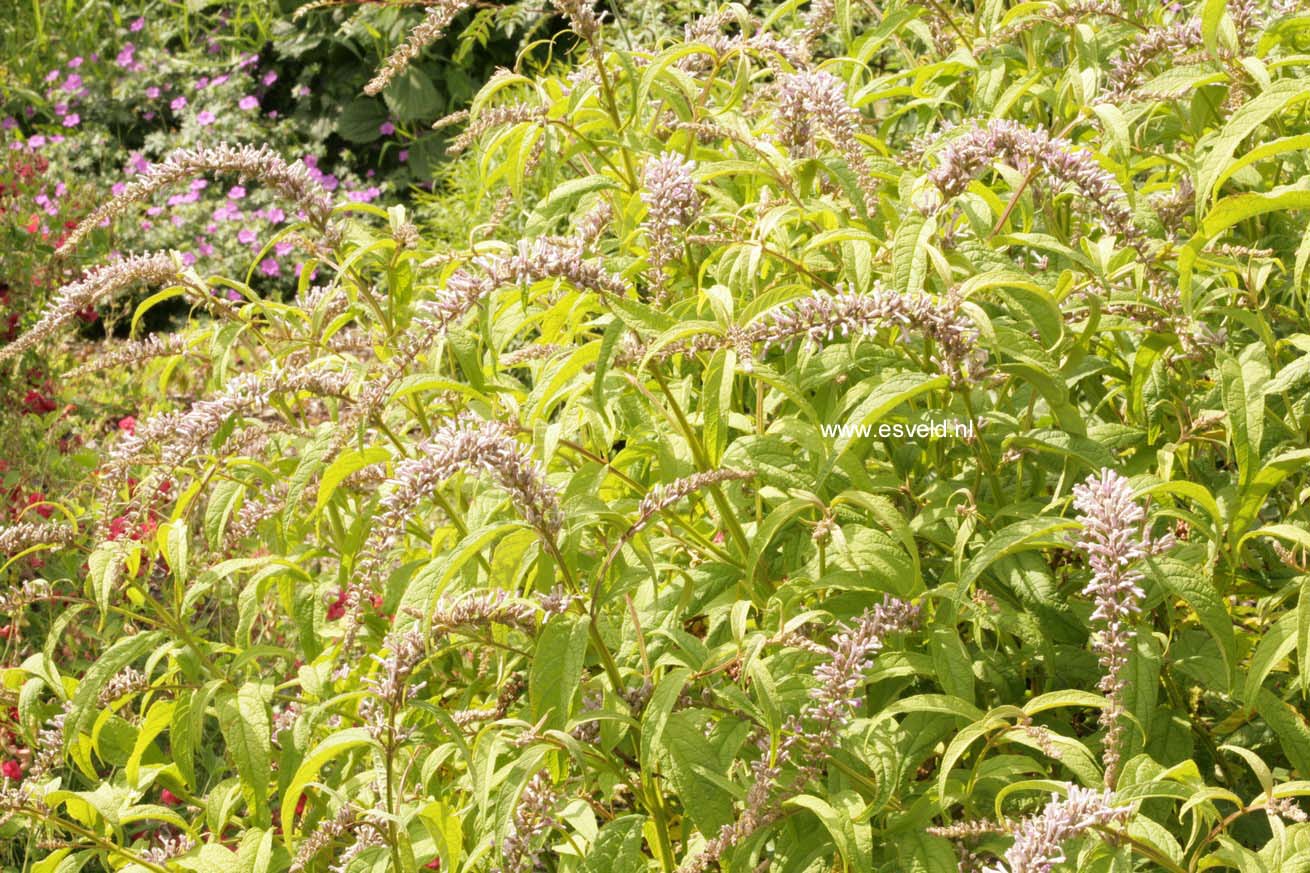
[4,1,1310,871]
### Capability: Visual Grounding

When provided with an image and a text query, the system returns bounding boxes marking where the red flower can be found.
[0,626,11,640]
[118,416,137,436]
[371,593,384,610]
[21,390,57,415]
[295,794,307,817]
[425,859,441,870]
[24,492,53,519]
[160,788,180,805]
[1,760,21,781]
[107,515,130,540]
[326,590,347,621]
[24,214,38,234]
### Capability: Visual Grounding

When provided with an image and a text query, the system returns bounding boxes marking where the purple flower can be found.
[45,69,60,83]
[1070,468,1172,788]
[143,111,155,121]
[130,17,145,32]
[211,74,229,87]
[62,114,80,128]
[295,85,311,98]
[146,86,160,99]
[68,57,83,68]
[170,96,188,112]
[127,152,150,175]
[195,76,210,90]
[213,203,243,222]
[196,110,217,126]
[262,70,278,86]
[274,240,294,256]
[62,74,82,92]
[180,252,196,266]
[237,228,257,245]
[260,258,280,276]
[347,186,382,203]
[380,121,396,135]
[29,135,46,149]
[228,185,246,200]
[238,95,259,111]
[116,43,136,68]
[263,207,286,224]
[111,182,126,196]
[190,179,208,192]
[198,242,215,257]
[53,103,67,117]
[398,149,409,163]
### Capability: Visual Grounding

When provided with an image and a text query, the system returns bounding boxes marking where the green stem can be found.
[648,367,750,555]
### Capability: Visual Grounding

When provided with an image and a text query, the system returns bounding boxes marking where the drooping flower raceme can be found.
[682,595,919,873]
[641,153,701,289]
[984,786,1132,873]
[927,119,1142,250]
[57,143,336,256]
[420,236,628,329]
[1070,468,1172,787]
[774,70,879,209]
[0,251,181,361]
[363,1,477,96]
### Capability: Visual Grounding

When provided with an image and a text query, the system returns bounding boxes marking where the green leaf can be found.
[529,613,590,729]
[581,815,647,873]
[1196,79,1310,203]
[382,66,442,122]
[1200,0,1230,57]
[829,371,951,461]
[1229,449,1310,545]
[337,98,389,143]
[64,631,165,755]
[1219,352,1267,489]
[784,794,860,870]
[280,728,377,841]
[703,348,734,466]
[664,711,736,837]
[1145,554,1236,687]
[1182,186,1310,307]
[893,211,935,295]
[1255,688,1310,776]
[959,517,1080,589]
[1301,575,1310,698]
[205,477,247,549]
[395,521,525,629]
[316,446,390,513]
[217,683,272,827]
[639,667,692,774]
[1244,612,1298,705]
